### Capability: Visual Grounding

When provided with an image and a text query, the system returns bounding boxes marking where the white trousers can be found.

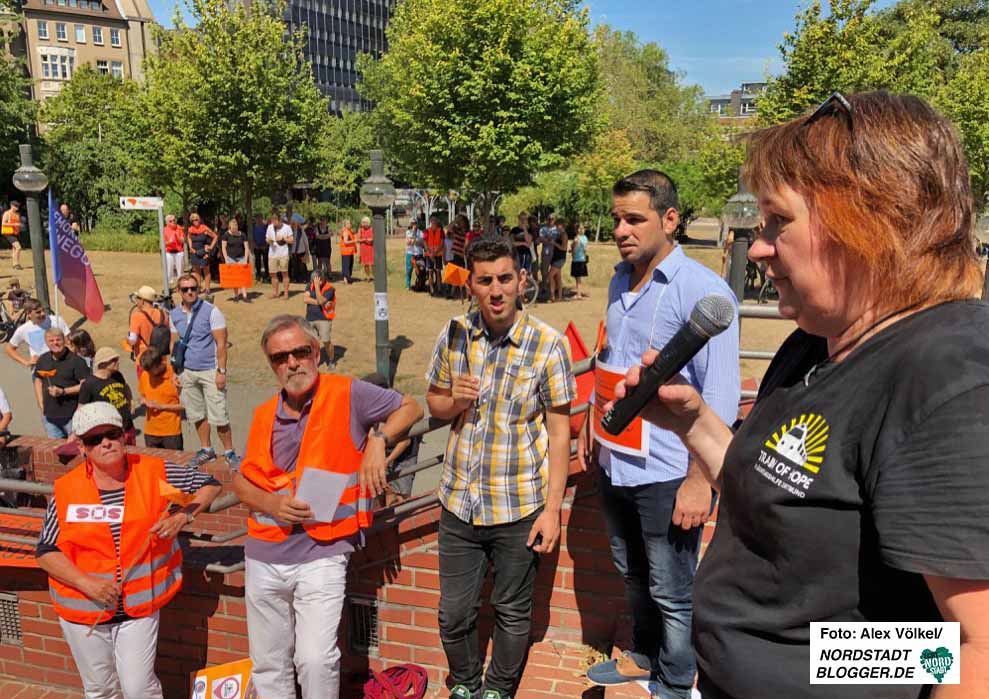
[165,251,185,285]
[246,554,349,699]
[59,611,163,699]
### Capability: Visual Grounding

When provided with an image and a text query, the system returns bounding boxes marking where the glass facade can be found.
[282,0,394,113]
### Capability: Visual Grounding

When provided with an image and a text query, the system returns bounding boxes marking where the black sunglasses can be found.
[179,285,199,293]
[805,91,853,129]
[268,345,314,365]
[81,427,124,447]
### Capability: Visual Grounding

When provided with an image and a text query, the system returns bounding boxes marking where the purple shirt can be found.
[244,378,404,564]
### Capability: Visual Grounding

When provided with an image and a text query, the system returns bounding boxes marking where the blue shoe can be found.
[450,686,473,699]
[189,447,216,467]
[587,650,652,685]
[223,450,241,469]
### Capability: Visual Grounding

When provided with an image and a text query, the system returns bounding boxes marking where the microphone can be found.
[600,294,735,436]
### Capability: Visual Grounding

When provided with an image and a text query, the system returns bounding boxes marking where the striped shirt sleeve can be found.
[36,496,59,556]
[165,461,220,493]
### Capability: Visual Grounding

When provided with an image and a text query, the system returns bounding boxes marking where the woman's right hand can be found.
[607,349,708,437]
[81,576,120,610]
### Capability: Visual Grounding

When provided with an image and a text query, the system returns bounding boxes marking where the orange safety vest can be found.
[239,374,371,543]
[339,229,356,256]
[49,454,183,625]
[425,226,444,256]
[1,209,20,237]
[311,281,336,320]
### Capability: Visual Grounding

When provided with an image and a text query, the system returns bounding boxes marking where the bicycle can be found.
[0,303,27,345]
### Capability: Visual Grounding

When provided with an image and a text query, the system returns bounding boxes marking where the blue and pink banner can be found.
[47,191,104,322]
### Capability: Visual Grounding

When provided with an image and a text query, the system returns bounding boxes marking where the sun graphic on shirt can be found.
[764,413,829,474]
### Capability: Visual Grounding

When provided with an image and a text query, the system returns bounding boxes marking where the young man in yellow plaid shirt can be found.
[426,237,576,699]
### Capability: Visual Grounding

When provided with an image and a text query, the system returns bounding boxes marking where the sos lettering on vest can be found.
[753,413,829,498]
[66,504,124,523]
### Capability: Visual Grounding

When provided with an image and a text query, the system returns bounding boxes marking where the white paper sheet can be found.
[295,468,350,523]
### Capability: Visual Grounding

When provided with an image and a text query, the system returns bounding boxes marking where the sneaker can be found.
[449,686,473,699]
[189,448,216,467]
[480,690,507,699]
[586,650,652,686]
[223,450,241,469]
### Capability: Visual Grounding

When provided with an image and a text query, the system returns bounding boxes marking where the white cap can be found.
[71,402,123,437]
[133,285,157,303]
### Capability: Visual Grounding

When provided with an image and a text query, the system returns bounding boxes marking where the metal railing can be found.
[0,311,791,574]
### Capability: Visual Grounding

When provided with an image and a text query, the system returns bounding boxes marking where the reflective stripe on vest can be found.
[49,454,184,624]
[239,374,370,544]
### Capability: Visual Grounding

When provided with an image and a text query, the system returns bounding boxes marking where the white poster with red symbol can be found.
[212,675,240,699]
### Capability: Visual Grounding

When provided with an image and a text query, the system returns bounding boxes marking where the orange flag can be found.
[159,478,195,507]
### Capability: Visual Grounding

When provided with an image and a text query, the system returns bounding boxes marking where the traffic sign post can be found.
[120,196,168,296]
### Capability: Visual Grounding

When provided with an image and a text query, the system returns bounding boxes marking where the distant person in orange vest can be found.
[35,402,220,699]
[162,214,186,287]
[304,270,336,369]
[339,218,357,284]
[233,315,422,699]
[2,200,23,269]
[424,215,445,295]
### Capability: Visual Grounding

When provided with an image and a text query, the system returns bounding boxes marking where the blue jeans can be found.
[600,475,699,699]
[43,416,72,439]
[405,253,414,289]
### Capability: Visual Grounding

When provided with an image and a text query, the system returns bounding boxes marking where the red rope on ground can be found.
[363,663,429,699]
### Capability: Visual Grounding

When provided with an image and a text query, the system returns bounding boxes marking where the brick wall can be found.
[1,439,720,699]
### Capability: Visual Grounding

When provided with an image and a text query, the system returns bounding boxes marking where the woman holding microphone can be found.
[593,92,989,699]
[36,402,221,698]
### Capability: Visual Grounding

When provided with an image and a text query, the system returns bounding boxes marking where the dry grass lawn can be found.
[0,238,794,394]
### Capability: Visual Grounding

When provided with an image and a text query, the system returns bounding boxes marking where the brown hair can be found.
[742,91,981,309]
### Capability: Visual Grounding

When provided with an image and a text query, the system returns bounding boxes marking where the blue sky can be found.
[147,0,898,96]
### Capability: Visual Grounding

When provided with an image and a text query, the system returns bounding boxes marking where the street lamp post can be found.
[721,171,761,304]
[12,144,51,310]
[360,150,397,384]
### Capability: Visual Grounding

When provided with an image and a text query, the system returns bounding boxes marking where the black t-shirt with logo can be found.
[694,301,989,699]
[79,371,133,431]
[35,350,90,421]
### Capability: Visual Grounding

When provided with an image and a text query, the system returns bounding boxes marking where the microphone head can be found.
[690,294,735,338]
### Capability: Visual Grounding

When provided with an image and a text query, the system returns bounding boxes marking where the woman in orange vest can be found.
[36,402,221,698]
[339,218,357,284]
[1,200,23,270]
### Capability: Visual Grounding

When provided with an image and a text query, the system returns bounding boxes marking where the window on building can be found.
[56,22,67,41]
[110,28,120,47]
[96,59,108,75]
[57,0,66,5]
[111,60,123,78]
[75,25,85,43]
[40,54,51,79]
[60,55,72,79]
[37,21,49,40]
[93,26,104,44]
[68,0,77,6]
[741,101,757,115]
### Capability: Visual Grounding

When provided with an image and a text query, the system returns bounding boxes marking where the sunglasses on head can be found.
[179,285,199,293]
[80,427,123,447]
[268,345,314,365]
[805,91,853,129]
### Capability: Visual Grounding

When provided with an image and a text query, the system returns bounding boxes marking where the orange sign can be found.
[442,262,469,287]
[592,359,649,457]
[191,657,259,699]
[219,264,253,289]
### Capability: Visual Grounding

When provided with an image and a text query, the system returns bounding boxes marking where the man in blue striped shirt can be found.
[581,170,740,699]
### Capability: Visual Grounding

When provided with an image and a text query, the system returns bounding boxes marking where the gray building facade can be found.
[284,0,393,112]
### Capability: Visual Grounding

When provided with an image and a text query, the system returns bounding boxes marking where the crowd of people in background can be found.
[403,210,591,301]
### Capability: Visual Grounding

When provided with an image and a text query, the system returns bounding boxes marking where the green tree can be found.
[574,128,636,239]
[938,49,989,209]
[314,109,376,199]
[39,65,145,229]
[139,0,329,217]
[594,25,712,164]
[0,0,36,179]
[359,0,601,217]
[693,131,745,218]
[757,0,951,124]
[881,0,989,55]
